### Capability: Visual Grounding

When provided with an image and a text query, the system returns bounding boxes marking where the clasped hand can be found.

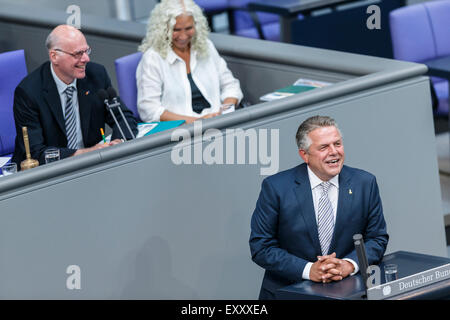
[309,252,354,283]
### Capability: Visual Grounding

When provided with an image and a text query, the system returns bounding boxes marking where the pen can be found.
[100,128,106,144]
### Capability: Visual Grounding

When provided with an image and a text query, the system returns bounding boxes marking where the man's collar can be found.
[50,63,77,94]
[307,165,339,189]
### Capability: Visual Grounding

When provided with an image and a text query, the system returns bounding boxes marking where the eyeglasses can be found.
[54,47,91,59]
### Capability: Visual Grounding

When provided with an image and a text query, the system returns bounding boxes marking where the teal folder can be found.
[139,120,186,136]
[276,85,317,94]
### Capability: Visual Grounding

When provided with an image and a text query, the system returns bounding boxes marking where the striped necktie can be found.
[64,86,78,149]
[317,181,335,255]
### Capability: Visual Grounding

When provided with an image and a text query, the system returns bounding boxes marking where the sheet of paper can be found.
[260,91,295,102]
[293,78,331,88]
[0,156,11,167]
[0,156,12,177]
[98,134,111,144]
[260,78,333,101]
[137,123,158,138]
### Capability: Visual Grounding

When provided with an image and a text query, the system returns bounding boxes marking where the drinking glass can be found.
[1,162,17,176]
[45,148,60,164]
[384,264,398,283]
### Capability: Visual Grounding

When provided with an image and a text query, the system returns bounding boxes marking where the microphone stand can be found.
[110,97,136,140]
[103,98,127,142]
[353,234,370,297]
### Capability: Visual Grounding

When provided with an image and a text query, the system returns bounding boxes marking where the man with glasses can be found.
[12,24,138,167]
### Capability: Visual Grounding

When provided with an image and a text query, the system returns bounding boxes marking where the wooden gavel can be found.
[20,126,39,171]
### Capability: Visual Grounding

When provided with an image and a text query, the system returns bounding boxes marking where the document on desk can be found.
[0,156,11,168]
[100,121,184,143]
[260,78,332,101]
[0,156,12,176]
[136,123,158,138]
[139,120,185,137]
[293,78,331,88]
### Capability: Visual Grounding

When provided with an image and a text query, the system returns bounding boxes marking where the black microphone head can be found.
[107,87,117,99]
[98,89,109,102]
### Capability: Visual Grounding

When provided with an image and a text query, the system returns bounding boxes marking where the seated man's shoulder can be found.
[15,62,49,96]
[85,61,107,76]
[83,62,111,89]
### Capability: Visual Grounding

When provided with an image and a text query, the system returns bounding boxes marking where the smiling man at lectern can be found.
[12,24,137,168]
[249,115,389,299]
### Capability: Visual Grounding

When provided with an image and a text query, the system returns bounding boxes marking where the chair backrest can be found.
[390,0,450,117]
[228,0,304,41]
[390,0,450,62]
[229,0,279,31]
[114,52,143,122]
[425,0,450,57]
[195,0,229,13]
[0,49,27,156]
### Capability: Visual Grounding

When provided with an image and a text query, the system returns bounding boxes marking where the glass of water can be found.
[384,264,398,283]
[45,148,60,164]
[1,162,17,176]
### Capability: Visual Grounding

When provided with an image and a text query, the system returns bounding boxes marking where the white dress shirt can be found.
[302,166,359,280]
[136,39,243,122]
[50,64,84,149]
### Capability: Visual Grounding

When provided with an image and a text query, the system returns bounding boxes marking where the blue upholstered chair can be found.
[390,0,450,117]
[195,0,230,31]
[0,49,28,157]
[228,0,279,41]
[195,0,229,12]
[227,0,304,41]
[114,52,143,122]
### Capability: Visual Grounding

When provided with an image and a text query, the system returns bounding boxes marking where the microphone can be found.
[98,89,109,103]
[107,87,118,102]
[97,89,127,142]
[106,87,136,140]
[353,234,370,291]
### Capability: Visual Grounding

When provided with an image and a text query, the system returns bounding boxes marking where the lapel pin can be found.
[85,91,90,95]
[349,189,352,195]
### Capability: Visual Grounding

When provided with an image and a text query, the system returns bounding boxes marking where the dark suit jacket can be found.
[249,163,389,299]
[12,61,138,167]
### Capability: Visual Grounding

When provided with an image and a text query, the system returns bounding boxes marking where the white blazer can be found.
[136,39,243,122]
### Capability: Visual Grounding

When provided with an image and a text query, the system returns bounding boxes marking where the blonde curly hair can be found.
[138,0,210,59]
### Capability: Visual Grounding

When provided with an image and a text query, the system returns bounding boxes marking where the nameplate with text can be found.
[367,263,450,300]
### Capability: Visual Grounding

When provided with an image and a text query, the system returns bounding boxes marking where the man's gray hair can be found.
[295,115,342,151]
[45,32,57,50]
[45,24,81,50]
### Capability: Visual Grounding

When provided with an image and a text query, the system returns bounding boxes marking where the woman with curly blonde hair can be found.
[136,0,243,123]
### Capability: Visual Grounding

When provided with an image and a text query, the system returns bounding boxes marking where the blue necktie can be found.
[317,182,335,255]
[64,86,78,149]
